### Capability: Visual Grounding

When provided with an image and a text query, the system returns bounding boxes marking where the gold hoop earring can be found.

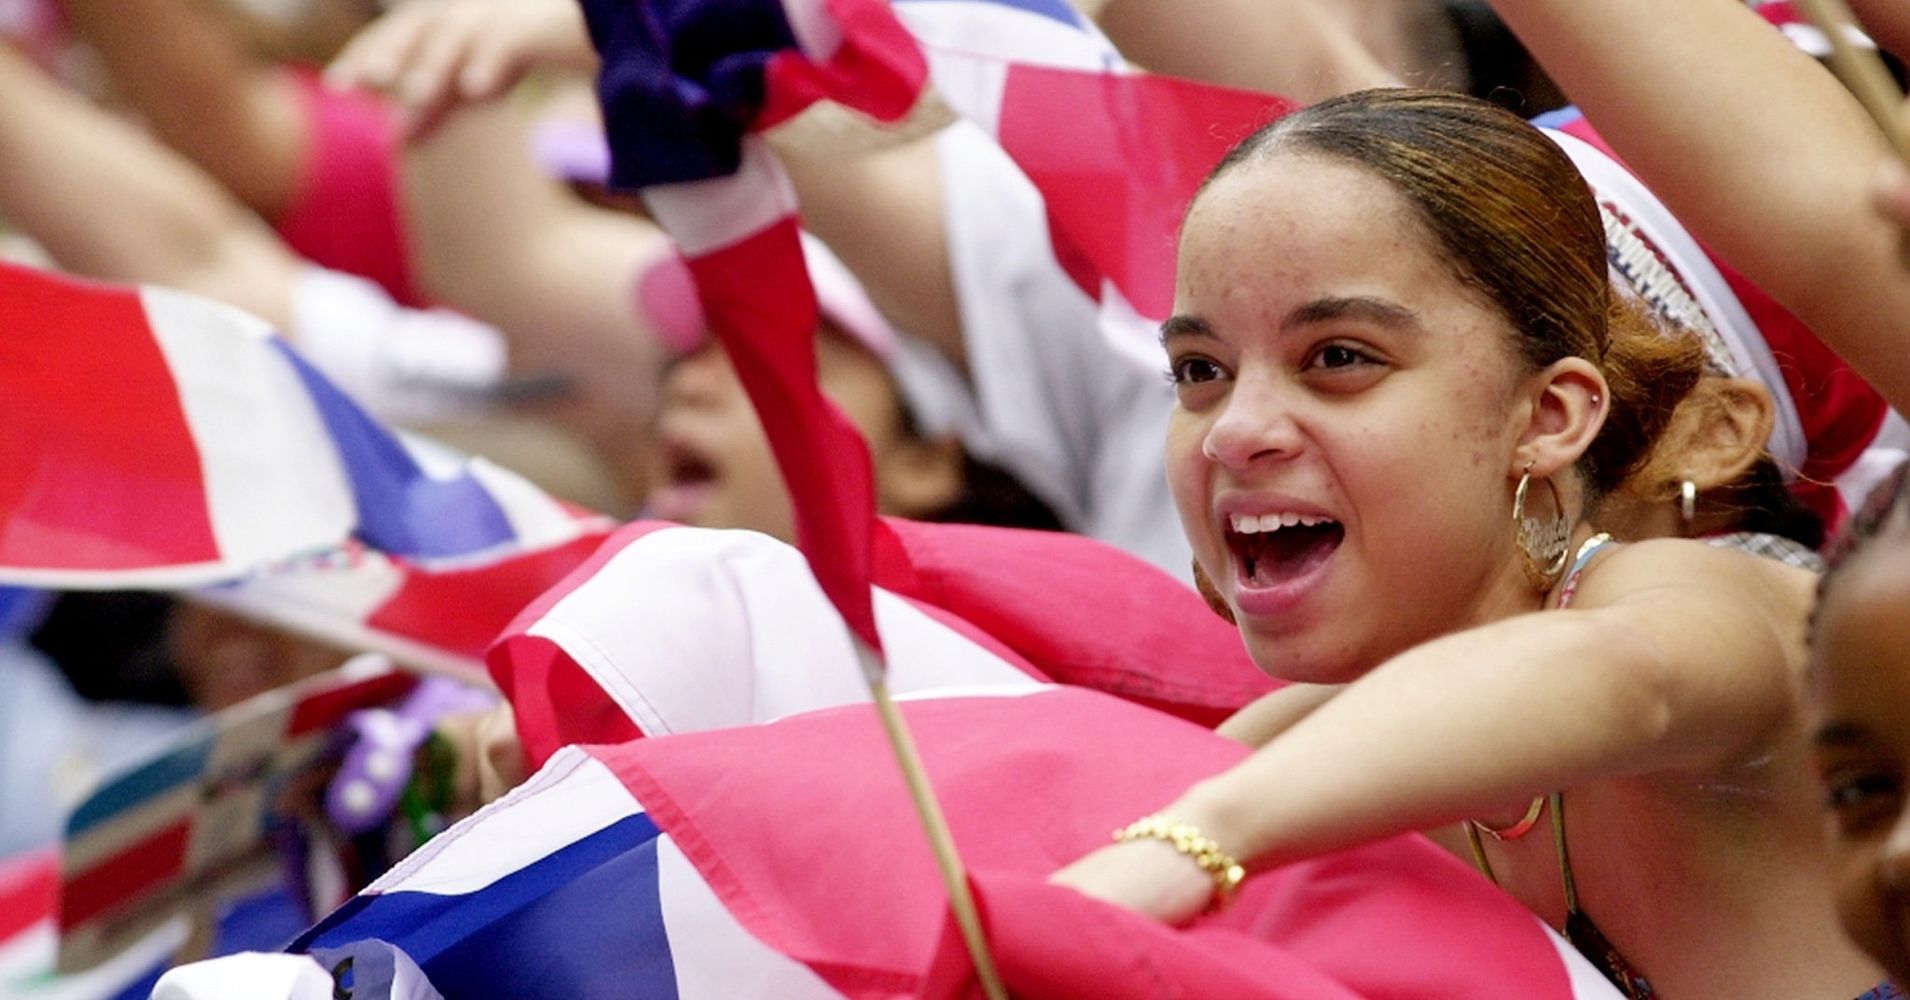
[1679,479,1697,528]
[1513,463,1571,590]
[1192,560,1236,625]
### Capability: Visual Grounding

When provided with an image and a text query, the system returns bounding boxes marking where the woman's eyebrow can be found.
[1160,297,1424,347]
[1813,720,1871,749]
[1159,315,1215,346]
[1283,296,1424,333]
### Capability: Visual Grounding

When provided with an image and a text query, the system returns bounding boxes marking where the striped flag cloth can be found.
[879,0,1295,373]
[0,260,614,674]
[53,661,417,976]
[487,518,1276,768]
[1,262,355,587]
[0,662,416,1000]
[918,48,1293,368]
[154,688,1619,999]
[888,0,1120,71]
[1,843,189,1000]
[195,514,613,678]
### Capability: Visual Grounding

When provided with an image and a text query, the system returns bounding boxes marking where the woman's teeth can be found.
[1229,511,1334,533]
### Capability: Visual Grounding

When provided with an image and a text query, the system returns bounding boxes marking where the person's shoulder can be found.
[1578,536,1815,612]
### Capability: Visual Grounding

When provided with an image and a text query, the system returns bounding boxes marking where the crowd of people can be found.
[5,0,1910,997]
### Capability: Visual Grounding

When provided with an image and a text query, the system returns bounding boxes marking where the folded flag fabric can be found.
[890,0,1120,70]
[155,688,1618,999]
[0,260,614,673]
[488,519,1046,765]
[489,518,1274,768]
[0,260,602,581]
[884,1,1295,374]
[922,50,1292,338]
[196,510,611,678]
[0,263,354,587]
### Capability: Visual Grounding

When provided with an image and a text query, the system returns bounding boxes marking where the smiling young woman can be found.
[1054,89,1891,1000]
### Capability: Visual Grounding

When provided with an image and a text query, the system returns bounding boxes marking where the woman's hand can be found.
[325,0,596,140]
[1048,837,1219,926]
[438,701,528,815]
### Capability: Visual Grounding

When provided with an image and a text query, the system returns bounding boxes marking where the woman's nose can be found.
[1201,375,1306,471]
[1877,810,1910,889]
[661,344,739,408]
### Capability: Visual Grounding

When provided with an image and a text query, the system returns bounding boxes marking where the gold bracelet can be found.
[1112,813,1247,909]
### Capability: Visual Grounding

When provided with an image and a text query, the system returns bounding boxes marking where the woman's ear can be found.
[1621,377,1777,501]
[875,434,966,520]
[1682,378,1777,491]
[1512,357,1608,484]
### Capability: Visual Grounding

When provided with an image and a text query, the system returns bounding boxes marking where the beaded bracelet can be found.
[1112,813,1247,909]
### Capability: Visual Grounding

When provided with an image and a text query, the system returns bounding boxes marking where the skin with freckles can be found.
[1812,530,1910,986]
[1165,152,1542,683]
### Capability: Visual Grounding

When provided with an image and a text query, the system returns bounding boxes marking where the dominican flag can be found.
[0,661,417,1000]
[883,0,1296,373]
[0,261,614,673]
[155,689,1618,999]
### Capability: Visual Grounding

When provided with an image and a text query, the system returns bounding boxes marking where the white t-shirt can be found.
[935,121,1191,579]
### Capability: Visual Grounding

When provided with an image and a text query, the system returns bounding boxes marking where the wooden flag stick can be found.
[1793,0,1910,160]
[861,647,1011,1000]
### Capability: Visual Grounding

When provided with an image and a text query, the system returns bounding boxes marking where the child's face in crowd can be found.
[644,331,960,541]
[167,603,352,710]
[1810,534,1910,987]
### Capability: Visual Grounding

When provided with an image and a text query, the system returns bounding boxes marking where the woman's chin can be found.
[1241,629,1366,687]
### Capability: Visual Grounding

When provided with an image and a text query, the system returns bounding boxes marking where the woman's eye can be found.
[1308,344,1375,371]
[1166,356,1227,385]
[1824,770,1903,832]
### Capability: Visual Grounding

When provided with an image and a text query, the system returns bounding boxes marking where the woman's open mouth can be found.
[647,438,721,522]
[1226,512,1343,608]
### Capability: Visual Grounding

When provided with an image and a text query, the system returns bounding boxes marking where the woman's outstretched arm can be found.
[0,44,300,326]
[1053,540,1803,923]
[1096,0,1398,100]
[59,0,306,221]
